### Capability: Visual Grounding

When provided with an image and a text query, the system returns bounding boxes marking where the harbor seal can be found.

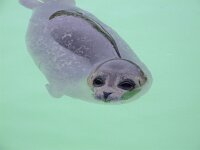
[19,0,152,103]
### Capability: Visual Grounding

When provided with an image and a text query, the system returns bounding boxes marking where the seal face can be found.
[88,59,147,102]
[20,0,152,103]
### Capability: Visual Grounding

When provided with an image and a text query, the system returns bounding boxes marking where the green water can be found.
[0,0,200,150]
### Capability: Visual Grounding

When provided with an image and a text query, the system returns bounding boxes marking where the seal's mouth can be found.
[94,94,122,103]
[93,88,141,103]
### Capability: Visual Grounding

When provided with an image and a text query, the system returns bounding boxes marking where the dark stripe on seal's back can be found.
[49,10,122,58]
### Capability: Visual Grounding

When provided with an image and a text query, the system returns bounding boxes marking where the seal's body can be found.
[20,0,152,103]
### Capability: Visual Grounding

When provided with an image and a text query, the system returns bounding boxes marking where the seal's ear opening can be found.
[138,75,148,87]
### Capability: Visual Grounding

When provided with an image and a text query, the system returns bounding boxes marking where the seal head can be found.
[88,59,147,102]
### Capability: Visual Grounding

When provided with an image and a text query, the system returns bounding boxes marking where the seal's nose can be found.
[103,92,112,99]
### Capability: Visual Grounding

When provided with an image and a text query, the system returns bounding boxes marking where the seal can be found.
[19,0,152,103]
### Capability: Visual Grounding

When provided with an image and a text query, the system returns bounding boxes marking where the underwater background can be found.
[0,0,200,150]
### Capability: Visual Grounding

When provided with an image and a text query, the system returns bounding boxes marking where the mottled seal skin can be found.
[19,0,152,103]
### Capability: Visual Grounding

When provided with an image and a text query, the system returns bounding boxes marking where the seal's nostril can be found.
[103,92,112,99]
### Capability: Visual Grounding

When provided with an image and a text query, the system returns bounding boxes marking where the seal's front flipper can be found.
[46,84,64,98]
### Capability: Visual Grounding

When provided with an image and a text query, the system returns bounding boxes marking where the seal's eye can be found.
[118,80,136,91]
[93,77,105,87]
